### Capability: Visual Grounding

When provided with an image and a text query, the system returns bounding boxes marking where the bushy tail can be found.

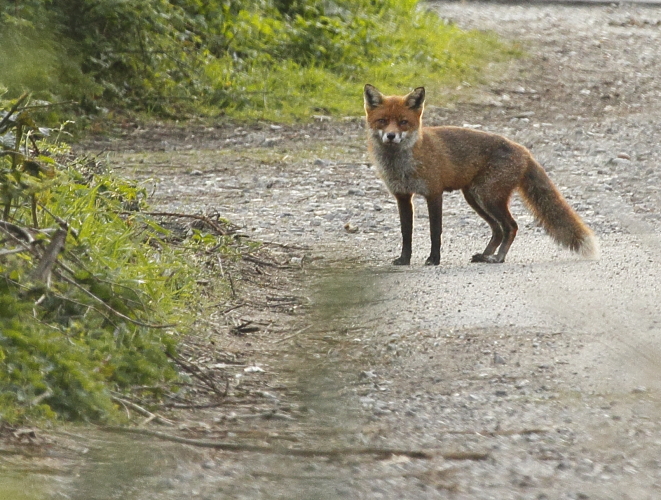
[519,159,599,259]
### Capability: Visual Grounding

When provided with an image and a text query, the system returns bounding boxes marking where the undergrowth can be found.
[0,0,517,121]
[0,95,236,423]
[204,2,513,121]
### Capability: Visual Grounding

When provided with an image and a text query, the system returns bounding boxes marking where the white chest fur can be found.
[370,141,429,196]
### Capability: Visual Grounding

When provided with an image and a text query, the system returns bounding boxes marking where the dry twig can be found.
[122,211,238,236]
[31,227,67,283]
[101,426,488,461]
[242,254,291,269]
[0,221,34,243]
[0,92,29,133]
[167,352,227,398]
[110,396,174,427]
[273,325,312,344]
[54,270,174,329]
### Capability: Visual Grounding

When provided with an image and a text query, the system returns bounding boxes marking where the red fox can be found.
[363,84,599,265]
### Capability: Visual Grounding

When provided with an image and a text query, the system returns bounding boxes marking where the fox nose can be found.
[386,132,397,142]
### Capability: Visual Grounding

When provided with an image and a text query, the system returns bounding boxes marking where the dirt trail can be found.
[16,2,661,499]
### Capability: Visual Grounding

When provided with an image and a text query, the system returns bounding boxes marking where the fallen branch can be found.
[110,396,174,427]
[100,426,488,461]
[56,257,149,311]
[221,410,295,421]
[31,227,67,283]
[1,221,168,329]
[260,240,310,250]
[0,221,34,243]
[242,254,292,269]
[230,320,260,335]
[166,352,227,398]
[162,401,227,410]
[54,270,175,329]
[481,428,548,437]
[18,100,77,112]
[0,248,29,257]
[0,92,29,133]
[442,428,549,437]
[122,211,238,236]
[218,255,237,299]
[273,325,312,344]
[220,302,246,315]
[30,389,53,407]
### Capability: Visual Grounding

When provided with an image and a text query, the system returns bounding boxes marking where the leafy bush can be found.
[0,95,221,422]
[0,0,515,120]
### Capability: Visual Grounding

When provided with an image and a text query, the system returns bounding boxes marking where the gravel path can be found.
[61,2,661,499]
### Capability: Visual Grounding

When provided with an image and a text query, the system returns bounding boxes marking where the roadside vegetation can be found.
[0,1,514,422]
[0,96,241,422]
[1,0,515,121]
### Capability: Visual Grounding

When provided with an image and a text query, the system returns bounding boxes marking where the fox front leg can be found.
[393,193,413,265]
[425,193,442,265]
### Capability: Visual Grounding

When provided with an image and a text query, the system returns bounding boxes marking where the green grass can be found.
[1,0,517,123]
[202,7,516,122]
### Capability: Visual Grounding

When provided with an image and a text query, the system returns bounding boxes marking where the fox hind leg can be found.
[463,188,505,262]
[477,198,518,263]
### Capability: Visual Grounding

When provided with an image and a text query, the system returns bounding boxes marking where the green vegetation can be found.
[0,96,236,422]
[0,0,515,121]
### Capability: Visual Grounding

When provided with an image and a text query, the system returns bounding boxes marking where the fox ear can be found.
[364,84,383,110]
[405,87,425,111]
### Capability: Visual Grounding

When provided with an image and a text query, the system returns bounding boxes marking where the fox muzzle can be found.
[379,130,407,144]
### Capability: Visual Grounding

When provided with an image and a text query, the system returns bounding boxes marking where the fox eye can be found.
[399,119,409,126]
[376,118,387,125]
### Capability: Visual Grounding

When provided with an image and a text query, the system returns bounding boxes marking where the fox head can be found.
[364,84,425,147]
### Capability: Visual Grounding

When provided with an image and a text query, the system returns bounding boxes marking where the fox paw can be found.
[425,256,440,266]
[392,256,411,266]
[471,253,502,264]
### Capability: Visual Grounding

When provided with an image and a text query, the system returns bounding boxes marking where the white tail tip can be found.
[579,233,600,260]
